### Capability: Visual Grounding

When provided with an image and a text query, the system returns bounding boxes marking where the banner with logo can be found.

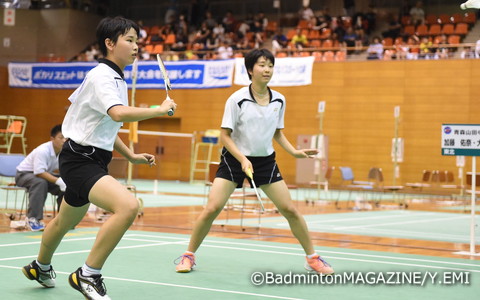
[233,56,315,86]
[8,59,235,89]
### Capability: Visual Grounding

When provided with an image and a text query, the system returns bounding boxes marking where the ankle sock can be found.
[81,263,101,277]
[185,251,195,256]
[307,253,318,259]
[36,260,51,271]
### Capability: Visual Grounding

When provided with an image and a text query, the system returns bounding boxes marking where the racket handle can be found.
[245,168,253,179]
[165,93,174,116]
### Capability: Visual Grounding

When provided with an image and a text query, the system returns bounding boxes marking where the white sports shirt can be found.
[221,86,285,157]
[62,59,127,151]
[16,141,59,174]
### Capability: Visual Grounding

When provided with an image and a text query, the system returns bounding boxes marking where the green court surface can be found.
[0,229,479,300]
[214,210,480,244]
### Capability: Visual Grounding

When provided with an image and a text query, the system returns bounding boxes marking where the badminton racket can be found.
[156,54,174,116]
[245,168,265,212]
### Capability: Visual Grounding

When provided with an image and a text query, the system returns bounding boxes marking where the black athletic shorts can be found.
[59,139,112,207]
[216,147,283,188]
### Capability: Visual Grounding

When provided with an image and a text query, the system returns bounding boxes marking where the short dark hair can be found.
[50,124,62,137]
[244,49,275,80]
[97,16,140,57]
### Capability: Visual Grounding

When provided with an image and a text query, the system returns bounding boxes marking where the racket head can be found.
[156,54,172,91]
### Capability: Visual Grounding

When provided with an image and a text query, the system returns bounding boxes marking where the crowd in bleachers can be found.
[70,2,480,63]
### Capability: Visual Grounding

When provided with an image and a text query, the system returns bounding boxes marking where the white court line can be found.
[2,233,479,271]
[1,234,479,299]
[0,240,188,262]
[330,227,475,242]
[125,234,480,269]
[0,264,303,300]
[305,211,437,224]
[334,215,470,230]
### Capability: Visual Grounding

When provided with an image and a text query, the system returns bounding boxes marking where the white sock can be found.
[185,251,195,256]
[81,263,101,277]
[307,253,318,259]
[36,260,51,271]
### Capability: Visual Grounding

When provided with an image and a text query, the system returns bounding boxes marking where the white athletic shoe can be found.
[461,0,480,9]
[69,267,111,300]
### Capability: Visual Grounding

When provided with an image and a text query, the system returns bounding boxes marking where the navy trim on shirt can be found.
[98,58,125,79]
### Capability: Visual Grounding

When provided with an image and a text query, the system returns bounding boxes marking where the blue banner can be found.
[8,60,235,89]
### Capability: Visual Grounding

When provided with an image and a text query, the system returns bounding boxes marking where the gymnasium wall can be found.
[1,59,478,185]
[0,9,101,66]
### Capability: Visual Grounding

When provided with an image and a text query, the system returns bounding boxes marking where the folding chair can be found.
[0,154,28,220]
[0,116,28,155]
[339,167,374,209]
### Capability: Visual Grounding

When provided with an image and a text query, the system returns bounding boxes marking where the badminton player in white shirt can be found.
[22,16,176,299]
[175,49,334,276]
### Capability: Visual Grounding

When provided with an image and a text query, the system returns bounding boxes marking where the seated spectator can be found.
[419,36,433,59]
[85,44,99,61]
[290,28,308,50]
[435,34,449,59]
[395,38,410,60]
[343,27,357,48]
[410,1,425,26]
[237,20,250,37]
[222,10,236,33]
[217,40,233,59]
[137,20,148,45]
[250,20,265,48]
[461,46,476,59]
[256,11,268,31]
[299,4,315,21]
[311,15,329,31]
[204,10,217,30]
[382,14,402,40]
[15,125,65,231]
[271,28,288,55]
[212,23,225,41]
[192,21,211,46]
[366,36,383,60]
[364,4,377,34]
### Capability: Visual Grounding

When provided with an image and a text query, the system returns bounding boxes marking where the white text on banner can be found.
[8,60,235,89]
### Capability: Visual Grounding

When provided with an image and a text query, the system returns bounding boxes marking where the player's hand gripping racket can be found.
[245,168,265,212]
[156,54,174,116]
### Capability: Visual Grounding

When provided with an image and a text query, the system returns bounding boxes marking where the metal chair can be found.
[0,116,28,155]
[0,153,28,219]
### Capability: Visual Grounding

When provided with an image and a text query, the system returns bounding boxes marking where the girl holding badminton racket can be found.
[21,16,176,300]
[175,48,334,275]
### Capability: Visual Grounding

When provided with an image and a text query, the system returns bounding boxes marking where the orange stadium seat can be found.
[335,51,346,61]
[428,24,441,36]
[463,13,476,25]
[308,30,320,40]
[309,39,321,48]
[321,39,333,49]
[438,14,451,24]
[319,28,331,39]
[451,13,463,24]
[322,51,335,61]
[425,14,438,25]
[416,24,428,36]
[442,23,455,35]
[382,38,393,47]
[404,25,415,36]
[312,51,322,62]
[455,23,469,36]
[447,35,460,45]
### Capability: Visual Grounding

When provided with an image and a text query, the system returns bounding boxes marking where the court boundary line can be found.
[0,264,304,300]
[1,233,479,271]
